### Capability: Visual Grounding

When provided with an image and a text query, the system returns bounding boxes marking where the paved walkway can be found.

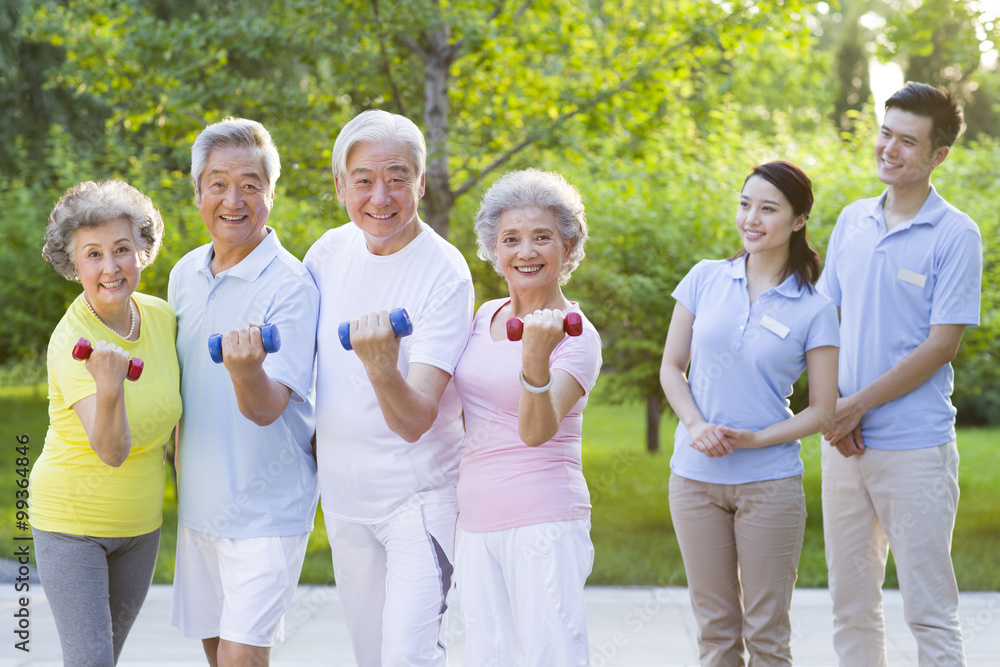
[3,581,1000,665]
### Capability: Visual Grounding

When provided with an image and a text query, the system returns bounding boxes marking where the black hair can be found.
[885,82,964,149]
[729,161,820,291]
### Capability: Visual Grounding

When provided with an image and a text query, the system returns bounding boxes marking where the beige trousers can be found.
[821,440,966,666]
[669,473,806,667]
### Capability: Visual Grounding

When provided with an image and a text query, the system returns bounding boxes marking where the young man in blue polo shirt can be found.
[817,83,982,666]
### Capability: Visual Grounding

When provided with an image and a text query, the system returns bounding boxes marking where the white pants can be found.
[456,519,593,667]
[822,440,966,666]
[170,525,309,647]
[327,502,457,667]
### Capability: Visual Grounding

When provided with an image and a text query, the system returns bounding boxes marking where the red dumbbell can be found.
[506,312,583,342]
[72,338,144,382]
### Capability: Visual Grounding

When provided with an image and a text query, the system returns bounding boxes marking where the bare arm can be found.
[518,310,586,446]
[351,310,452,443]
[658,304,733,457]
[222,325,292,427]
[368,362,452,443]
[823,324,966,449]
[718,345,838,448]
[72,341,132,467]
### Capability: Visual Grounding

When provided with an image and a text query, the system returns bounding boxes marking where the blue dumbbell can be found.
[339,307,413,351]
[208,323,281,364]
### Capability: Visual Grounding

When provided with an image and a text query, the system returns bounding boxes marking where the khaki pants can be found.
[669,473,806,666]
[821,440,966,666]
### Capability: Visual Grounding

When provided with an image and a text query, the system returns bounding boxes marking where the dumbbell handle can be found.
[339,307,413,351]
[72,338,144,382]
[506,312,583,342]
[208,322,281,364]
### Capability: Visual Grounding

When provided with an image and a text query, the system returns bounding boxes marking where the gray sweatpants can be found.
[34,528,160,666]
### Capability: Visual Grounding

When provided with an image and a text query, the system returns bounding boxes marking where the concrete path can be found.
[3,582,999,665]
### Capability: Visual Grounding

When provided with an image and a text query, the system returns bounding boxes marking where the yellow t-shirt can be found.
[30,292,183,537]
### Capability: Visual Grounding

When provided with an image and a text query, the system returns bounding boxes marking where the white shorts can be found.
[170,525,309,647]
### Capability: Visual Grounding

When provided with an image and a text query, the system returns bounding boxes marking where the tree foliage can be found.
[4,0,999,444]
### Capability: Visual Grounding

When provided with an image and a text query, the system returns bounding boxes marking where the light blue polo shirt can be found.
[817,186,982,451]
[670,258,840,485]
[168,228,320,538]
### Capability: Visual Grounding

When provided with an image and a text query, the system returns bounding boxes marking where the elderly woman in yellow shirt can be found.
[31,180,182,665]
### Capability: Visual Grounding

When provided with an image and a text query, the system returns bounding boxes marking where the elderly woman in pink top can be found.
[453,168,603,666]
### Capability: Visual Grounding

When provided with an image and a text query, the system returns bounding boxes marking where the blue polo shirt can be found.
[168,228,320,538]
[670,258,840,485]
[816,186,982,450]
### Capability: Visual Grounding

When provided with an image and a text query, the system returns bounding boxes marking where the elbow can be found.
[405,417,437,443]
[395,411,437,444]
[940,345,960,365]
[240,405,282,427]
[240,398,289,427]
[397,426,431,444]
[249,413,280,427]
[99,444,131,468]
[398,427,424,444]
[519,426,554,447]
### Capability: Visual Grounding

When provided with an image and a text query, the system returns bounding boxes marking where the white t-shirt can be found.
[304,223,474,522]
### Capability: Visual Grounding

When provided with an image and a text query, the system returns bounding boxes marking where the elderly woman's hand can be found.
[519,309,570,379]
[83,340,132,385]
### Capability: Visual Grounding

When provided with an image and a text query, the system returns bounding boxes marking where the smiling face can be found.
[335,140,425,255]
[196,145,273,260]
[736,175,806,259]
[73,218,142,318]
[495,206,571,294]
[875,108,949,191]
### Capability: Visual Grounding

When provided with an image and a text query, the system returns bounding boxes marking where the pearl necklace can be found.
[83,295,136,341]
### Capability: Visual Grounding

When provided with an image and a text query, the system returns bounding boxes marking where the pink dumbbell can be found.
[72,338,144,382]
[506,312,583,342]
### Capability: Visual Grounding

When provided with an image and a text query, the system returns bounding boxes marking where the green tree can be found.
[24,0,812,238]
[877,0,1000,140]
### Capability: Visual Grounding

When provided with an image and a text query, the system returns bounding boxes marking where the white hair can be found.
[191,117,281,196]
[474,169,589,284]
[331,109,426,181]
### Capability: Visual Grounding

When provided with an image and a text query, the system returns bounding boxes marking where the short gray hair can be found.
[331,109,426,181]
[191,117,280,196]
[474,169,588,284]
[42,180,164,281]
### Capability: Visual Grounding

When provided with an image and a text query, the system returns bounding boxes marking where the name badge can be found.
[897,267,927,288]
[760,315,790,339]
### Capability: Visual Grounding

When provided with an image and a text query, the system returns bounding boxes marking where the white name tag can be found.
[760,315,790,339]
[897,267,927,288]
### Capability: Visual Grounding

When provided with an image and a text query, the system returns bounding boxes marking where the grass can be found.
[3,381,999,589]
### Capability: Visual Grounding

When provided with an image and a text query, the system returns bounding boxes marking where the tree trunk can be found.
[421,26,455,239]
[646,393,661,453]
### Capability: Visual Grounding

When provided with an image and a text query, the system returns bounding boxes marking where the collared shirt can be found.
[670,257,840,485]
[168,228,320,538]
[817,186,982,450]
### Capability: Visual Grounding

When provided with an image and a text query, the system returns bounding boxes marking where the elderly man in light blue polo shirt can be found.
[167,117,319,667]
[817,83,982,666]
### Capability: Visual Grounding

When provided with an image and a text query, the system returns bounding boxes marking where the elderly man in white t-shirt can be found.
[303,109,474,666]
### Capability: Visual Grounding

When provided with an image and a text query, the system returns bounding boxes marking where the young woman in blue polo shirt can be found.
[659,161,839,666]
